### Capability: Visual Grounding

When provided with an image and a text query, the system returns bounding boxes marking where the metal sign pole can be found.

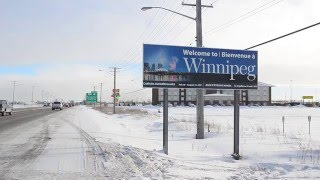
[163,88,168,155]
[282,116,285,134]
[232,90,241,160]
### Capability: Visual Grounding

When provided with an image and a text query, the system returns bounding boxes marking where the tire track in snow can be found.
[63,119,107,172]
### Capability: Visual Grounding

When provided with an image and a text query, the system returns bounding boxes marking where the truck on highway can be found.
[0,100,13,116]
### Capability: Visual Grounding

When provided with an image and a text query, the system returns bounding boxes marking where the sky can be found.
[0,0,320,103]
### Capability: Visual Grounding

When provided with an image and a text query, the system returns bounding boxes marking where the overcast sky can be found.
[0,0,320,103]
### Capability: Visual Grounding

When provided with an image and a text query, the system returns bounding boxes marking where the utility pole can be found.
[182,0,212,139]
[31,86,35,106]
[110,67,121,114]
[100,83,103,108]
[93,85,96,109]
[290,80,293,102]
[42,90,44,103]
[195,0,204,139]
[12,81,16,107]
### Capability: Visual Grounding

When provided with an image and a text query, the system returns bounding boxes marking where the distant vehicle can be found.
[188,103,195,107]
[43,102,51,107]
[0,100,13,116]
[52,101,63,110]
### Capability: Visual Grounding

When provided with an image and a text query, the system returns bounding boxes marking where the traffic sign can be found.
[86,92,98,103]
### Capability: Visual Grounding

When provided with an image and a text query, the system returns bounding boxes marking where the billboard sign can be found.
[143,44,258,89]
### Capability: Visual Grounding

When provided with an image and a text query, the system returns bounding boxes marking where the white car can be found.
[52,101,63,110]
[0,100,13,116]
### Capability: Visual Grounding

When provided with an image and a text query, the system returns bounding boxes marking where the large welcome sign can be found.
[143,44,258,89]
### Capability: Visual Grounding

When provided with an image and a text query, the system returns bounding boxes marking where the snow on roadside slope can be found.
[66,105,320,179]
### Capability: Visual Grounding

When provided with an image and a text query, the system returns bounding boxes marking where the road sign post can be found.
[163,89,168,155]
[308,116,311,135]
[232,90,241,160]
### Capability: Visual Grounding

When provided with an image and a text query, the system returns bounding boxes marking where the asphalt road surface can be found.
[0,107,56,132]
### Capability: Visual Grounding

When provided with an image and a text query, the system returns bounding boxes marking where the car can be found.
[188,103,196,107]
[52,101,63,110]
[43,102,51,107]
[0,100,13,116]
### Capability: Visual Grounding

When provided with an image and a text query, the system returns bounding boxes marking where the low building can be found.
[152,82,273,106]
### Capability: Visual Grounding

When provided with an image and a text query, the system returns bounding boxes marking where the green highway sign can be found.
[86,91,98,103]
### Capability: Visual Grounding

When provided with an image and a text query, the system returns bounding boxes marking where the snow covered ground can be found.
[73,105,320,179]
[2,105,320,179]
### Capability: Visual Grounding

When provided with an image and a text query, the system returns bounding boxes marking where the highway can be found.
[0,107,57,132]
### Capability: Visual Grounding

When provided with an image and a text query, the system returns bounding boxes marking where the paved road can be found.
[0,107,57,132]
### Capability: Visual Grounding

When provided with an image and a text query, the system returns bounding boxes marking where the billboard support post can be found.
[163,89,168,155]
[308,116,311,135]
[232,90,241,160]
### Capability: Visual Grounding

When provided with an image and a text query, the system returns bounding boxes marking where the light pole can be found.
[99,68,120,114]
[31,86,35,106]
[290,80,293,102]
[110,67,121,114]
[12,81,17,108]
[42,90,44,103]
[93,85,96,108]
[142,1,212,139]
[99,83,103,108]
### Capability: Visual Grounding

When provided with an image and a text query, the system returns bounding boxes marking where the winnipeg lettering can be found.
[183,58,256,81]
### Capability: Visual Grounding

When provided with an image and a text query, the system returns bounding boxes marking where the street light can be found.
[31,86,35,106]
[12,81,23,108]
[141,7,195,20]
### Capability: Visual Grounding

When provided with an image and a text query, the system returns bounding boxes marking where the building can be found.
[152,82,273,106]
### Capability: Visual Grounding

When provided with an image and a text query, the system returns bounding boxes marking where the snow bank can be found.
[68,105,320,178]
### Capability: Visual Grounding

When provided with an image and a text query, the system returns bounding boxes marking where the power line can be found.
[122,88,146,95]
[169,3,212,45]
[245,21,320,50]
[121,1,214,74]
[203,0,283,36]
[120,1,182,69]
[158,7,194,44]
[148,4,184,43]
[117,0,169,67]
[185,0,283,46]
[122,1,214,71]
